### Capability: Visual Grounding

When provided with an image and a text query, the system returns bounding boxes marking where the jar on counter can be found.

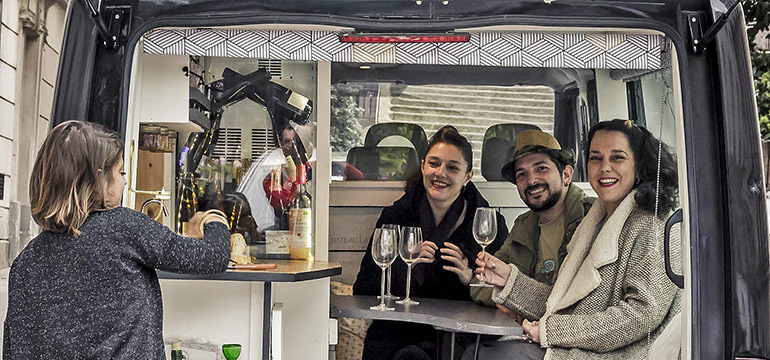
[167,130,177,153]
[139,125,149,150]
[140,125,161,151]
[153,127,169,152]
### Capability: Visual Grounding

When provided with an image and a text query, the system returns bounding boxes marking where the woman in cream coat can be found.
[472,119,681,360]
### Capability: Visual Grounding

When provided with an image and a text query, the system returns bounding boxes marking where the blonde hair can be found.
[30,120,124,236]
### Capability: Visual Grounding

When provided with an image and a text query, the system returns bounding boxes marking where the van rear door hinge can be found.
[686,0,742,54]
[77,0,129,49]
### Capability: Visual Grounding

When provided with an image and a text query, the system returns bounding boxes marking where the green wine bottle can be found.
[171,342,184,360]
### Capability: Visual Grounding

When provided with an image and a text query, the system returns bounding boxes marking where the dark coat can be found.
[353,181,507,300]
[353,181,508,360]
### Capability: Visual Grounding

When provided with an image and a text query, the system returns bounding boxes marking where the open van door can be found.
[47,0,768,359]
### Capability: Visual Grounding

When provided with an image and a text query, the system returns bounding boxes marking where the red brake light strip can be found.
[339,33,471,43]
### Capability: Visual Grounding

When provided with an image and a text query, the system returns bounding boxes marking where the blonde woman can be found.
[3,121,230,359]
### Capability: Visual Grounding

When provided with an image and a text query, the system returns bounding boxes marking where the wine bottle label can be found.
[264,230,291,255]
[289,208,312,259]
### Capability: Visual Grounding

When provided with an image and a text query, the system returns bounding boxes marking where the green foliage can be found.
[744,0,770,140]
[758,72,770,142]
[330,84,363,152]
[744,0,770,49]
[753,52,770,142]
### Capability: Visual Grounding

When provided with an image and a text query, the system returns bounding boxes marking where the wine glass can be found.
[395,226,422,305]
[222,343,242,360]
[470,207,497,288]
[370,228,398,311]
[380,224,402,301]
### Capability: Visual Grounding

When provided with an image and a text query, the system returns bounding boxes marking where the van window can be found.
[330,81,555,182]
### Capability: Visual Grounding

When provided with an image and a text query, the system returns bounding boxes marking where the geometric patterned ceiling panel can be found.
[143,29,665,70]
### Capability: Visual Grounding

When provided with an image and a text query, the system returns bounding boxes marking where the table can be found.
[159,260,341,360]
[330,294,523,359]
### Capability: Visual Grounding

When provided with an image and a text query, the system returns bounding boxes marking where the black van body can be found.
[50,0,768,359]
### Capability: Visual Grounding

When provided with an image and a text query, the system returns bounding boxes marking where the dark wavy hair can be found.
[586,119,678,218]
[405,125,473,191]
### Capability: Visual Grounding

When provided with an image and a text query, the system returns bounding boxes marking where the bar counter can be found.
[157,259,342,282]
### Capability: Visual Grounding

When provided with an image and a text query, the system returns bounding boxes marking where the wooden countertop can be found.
[157,260,341,282]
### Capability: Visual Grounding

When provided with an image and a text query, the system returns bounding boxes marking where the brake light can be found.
[339,33,471,43]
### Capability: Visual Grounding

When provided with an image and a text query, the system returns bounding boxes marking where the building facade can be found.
[0,0,68,268]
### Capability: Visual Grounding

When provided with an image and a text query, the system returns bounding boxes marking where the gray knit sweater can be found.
[3,207,230,359]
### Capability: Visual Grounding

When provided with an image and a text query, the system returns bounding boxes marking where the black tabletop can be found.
[330,294,522,336]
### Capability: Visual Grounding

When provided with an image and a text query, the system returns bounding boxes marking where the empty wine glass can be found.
[370,228,398,311]
[222,343,242,360]
[380,224,402,301]
[395,226,422,306]
[470,207,497,288]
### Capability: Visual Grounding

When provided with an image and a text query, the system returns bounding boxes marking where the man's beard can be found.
[523,184,562,212]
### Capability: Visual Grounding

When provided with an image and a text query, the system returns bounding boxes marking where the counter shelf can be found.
[157,259,341,282]
[158,260,342,360]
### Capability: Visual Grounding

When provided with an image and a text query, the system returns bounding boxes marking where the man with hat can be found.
[469,129,594,320]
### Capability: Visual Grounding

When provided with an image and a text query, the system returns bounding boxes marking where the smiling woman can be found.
[474,119,680,360]
[586,119,679,219]
[353,126,508,360]
[588,130,638,217]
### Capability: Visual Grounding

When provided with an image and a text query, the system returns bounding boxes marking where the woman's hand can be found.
[415,241,438,264]
[185,212,206,238]
[522,320,541,344]
[496,305,525,325]
[185,210,229,238]
[439,242,473,285]
[475,252,511,287]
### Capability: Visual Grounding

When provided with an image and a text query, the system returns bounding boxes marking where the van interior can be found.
[125,26,686,359]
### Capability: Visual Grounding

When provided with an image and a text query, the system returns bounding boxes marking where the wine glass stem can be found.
[386,266,393,296]
[379,267,387,306]
[405,263,413,300]
[480,245,487,283]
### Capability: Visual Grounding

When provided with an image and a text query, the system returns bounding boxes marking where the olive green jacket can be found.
[471,184,594,306]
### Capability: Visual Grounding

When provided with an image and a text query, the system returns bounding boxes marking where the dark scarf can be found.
[416,188,467,248]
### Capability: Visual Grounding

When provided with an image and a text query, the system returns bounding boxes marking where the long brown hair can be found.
[30,120,124,236]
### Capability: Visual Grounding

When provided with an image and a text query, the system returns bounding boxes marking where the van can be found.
[47,0,767,359]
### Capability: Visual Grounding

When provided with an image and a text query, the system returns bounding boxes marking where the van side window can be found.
[330,81,556,182]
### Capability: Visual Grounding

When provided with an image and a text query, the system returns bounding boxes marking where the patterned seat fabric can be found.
[331,281,372,360]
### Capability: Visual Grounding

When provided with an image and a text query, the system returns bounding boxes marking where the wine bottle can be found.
[171,342,184,360]
[289,163,313,260]
[177,173,198,234]
[200,162,220,211]
[186,113,220,177]
[267,167,288,229]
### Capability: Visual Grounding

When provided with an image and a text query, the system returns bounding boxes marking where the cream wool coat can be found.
[492,192,680,359]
